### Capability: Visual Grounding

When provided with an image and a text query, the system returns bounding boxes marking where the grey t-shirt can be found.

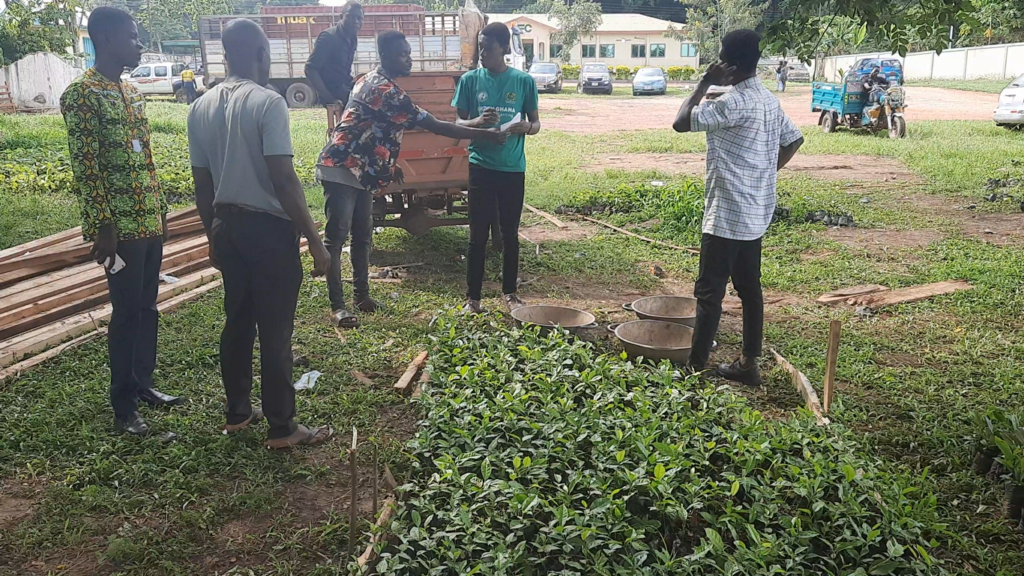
[187,80,294,220]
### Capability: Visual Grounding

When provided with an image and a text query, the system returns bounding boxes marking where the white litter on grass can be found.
[650,180,665,187]
[159,274,180,284]
[294,370,322,391]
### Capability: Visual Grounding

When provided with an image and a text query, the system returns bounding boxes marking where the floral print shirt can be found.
[60,68,166,242]
[317,67,428,194]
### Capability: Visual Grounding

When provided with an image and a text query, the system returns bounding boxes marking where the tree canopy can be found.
[0,0,80,66]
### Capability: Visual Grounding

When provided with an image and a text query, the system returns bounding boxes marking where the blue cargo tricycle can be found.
[811,78,907,138]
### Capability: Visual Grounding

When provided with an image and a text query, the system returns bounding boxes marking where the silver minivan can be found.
[994,73,1024,129]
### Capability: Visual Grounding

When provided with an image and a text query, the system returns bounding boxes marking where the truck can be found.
[197,4,525,235]
[125,61,205,102]
[198,5,526,108]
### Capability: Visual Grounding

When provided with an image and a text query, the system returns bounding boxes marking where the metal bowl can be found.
[623,295,697,327]
[610,319,693,364]
[511,305,598,334]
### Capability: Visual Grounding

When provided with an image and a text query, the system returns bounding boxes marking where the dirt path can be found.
[539,86,998,133]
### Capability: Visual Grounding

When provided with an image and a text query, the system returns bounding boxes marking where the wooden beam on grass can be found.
[846,280,973,309]
[356,497,397,567]
[816,284,889,305]
[823,320,841,414]
[393,351,428,394]
[582,217,700,255]
[411,370,429,400]
[523,203,568,229]
[771,348,829,427]
[349,427,359,558]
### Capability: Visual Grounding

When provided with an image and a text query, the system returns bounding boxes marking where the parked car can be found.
[632,67,667,96]
[126,61,204,101]
[846,58,904,85]
[528,62,563,93]
[577,62,613,95]
[994,73,1024,129]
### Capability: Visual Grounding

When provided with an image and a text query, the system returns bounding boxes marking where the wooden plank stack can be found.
[0,207,220,373]
[0,83,15,114]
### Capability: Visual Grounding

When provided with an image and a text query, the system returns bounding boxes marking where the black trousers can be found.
[323,181,373,311]
[466,164,525,301]
[689,233,764,369]
[106,235,164,421]
[213,207,302,440]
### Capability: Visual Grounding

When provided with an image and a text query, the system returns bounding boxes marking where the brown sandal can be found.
[265,425,334,450]
[223,407,263,434]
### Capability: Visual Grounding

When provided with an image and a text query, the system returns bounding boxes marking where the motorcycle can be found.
[812,82,908,139]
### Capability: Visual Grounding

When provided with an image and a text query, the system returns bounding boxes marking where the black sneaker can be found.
[115,412,151,436]
[716,358,763,387]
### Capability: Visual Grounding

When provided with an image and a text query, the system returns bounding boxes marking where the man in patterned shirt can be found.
[317,30,506,328]
[672,29,804,386]
[61,6,183,437]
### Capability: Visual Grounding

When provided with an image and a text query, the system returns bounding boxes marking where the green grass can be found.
[907,77,1015,94]
[2,102,1024,572]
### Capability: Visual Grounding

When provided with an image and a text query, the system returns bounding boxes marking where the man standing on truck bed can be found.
[305,1,363,107]
[317,29,507,329]
[671,29,803,386]
[60,6,183,437]
[188,18,334,449]
[454,22,541,315]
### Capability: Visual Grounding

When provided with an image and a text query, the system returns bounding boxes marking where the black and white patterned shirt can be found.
[691,77,802,241]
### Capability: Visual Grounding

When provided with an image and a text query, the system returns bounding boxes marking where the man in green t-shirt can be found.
[452,22,541,314]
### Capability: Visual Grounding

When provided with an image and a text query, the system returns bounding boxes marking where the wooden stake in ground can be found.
[771,349,829,426]
[394,351,428,393]
[823,320,841,414]
[372,443,379,517]
[523,203,568,228]
[582,217,700,254]
[349,427,358,558]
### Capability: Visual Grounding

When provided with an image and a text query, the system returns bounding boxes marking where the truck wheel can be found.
[889,116,907,139]
[820,112,836,133]
[285,82,317,108]
[174,89,187,104]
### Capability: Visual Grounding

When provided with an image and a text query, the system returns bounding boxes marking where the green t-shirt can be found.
[452,67,538,173]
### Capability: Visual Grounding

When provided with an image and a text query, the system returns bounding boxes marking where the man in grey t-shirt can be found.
[188,19,334,450]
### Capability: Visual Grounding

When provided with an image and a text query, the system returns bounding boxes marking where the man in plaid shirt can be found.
[672,29,804,386]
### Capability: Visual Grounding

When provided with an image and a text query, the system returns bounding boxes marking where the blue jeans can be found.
[323,181,374,311]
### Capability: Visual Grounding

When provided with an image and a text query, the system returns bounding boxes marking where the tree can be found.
[522,0,603,64]
[763,0,977,61]
[668,0,767,64]
[0,0,80,66]
[958,0,1024,45]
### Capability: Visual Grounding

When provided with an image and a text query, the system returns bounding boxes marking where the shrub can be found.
[561,64,580,80]
[680,65,697,80]
[613,65,631,80]
[666,65,684,80]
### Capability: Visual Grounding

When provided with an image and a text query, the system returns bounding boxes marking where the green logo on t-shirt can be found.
[505,92,517,103]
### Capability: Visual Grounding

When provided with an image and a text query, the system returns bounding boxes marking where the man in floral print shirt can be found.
[316,30,506,328]
[60,7,183,438]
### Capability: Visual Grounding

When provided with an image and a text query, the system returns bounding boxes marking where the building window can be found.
[550,43,563,59]
[631,44,646,58]
[681,43,697,58]
[650,44,666,58]
[599,44,615,58]
[582,44,596,58]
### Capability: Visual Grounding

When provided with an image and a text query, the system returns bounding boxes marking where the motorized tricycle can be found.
[811,78,907,138]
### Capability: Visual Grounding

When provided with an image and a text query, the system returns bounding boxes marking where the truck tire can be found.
[285,82,317,108]
[174,89,187,104]
[820,111,836,133]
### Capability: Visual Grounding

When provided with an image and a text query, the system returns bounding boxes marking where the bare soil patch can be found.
[519,221,598,243]
[585,153,919,183]
[824,228,944,257]
[906,194,1024,245]
[539,86,997,133]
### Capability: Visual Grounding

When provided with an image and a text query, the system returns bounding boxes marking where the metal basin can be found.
[624,295,697,327]
[611,320,693,364]
[511,305,597,334]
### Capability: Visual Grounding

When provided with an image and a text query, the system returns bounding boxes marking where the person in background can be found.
[776,60,788,92]
[454,22,540,314]
[181,67,197,104]
[60,6,183,437]
[864,65,890,106]
[671,29,804,386]
[317,30,507,328]
[188,19,334,449]
[305,1,363,109]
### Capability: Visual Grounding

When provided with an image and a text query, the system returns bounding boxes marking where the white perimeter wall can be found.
[1,52,84,111]
[819,42,1024,82]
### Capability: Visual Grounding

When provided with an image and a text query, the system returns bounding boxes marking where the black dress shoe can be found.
[138,388,184,407]
[716,358,764,387]
[115,412,151,436]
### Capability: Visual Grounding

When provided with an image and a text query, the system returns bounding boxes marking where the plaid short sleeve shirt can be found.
[317,67,428,194]
[690,77,802,241]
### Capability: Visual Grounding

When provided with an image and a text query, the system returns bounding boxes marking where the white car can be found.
[126,62,204,100]
[994,73,1024,129]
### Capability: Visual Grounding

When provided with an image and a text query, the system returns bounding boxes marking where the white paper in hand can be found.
[500,112,522,132]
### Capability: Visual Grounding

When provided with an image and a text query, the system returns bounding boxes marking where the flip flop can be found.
[223,407,263,434]
[266,425,334,450]
[331,309,360,329]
